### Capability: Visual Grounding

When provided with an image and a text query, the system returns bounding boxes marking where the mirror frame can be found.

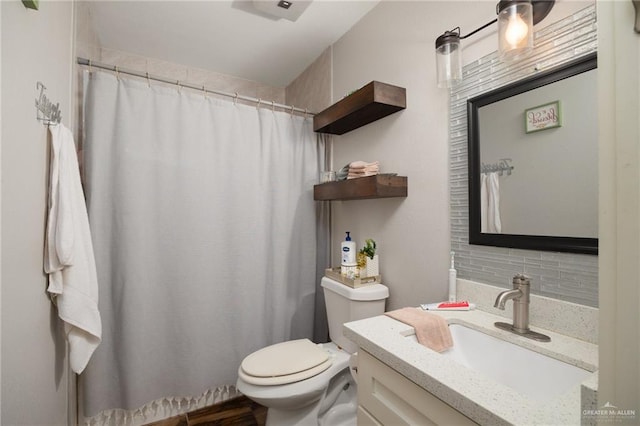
[467,52,598,255]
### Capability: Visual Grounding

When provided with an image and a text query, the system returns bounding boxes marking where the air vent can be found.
[252,0,312,22]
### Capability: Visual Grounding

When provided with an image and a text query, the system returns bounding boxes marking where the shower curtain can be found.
[80,71,324,423]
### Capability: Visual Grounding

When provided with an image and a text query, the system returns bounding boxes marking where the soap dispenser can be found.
[341,232,356,266]
[340,232,357,277]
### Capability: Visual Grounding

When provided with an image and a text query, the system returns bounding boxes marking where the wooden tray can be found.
[325,268,382,288]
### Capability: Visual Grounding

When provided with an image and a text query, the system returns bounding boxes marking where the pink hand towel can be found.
[386,307,453,352]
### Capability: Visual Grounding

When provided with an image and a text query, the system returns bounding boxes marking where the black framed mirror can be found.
[468,52,598,255]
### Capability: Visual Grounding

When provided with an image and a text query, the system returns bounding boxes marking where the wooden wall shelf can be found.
[313,81,406,135]
[314,174,408,201]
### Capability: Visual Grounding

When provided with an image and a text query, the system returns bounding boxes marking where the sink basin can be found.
[408,323,592,403]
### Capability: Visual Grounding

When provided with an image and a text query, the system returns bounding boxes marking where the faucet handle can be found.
[512,274,531,287]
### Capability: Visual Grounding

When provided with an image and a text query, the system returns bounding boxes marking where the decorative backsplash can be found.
[449,5,598,307]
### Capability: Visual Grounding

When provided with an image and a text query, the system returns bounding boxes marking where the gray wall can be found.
[1,1,74,424]
[450,4,599,307]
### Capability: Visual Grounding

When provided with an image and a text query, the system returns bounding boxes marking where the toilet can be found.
[236,276,389,426]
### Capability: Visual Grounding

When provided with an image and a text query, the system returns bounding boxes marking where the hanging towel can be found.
[480,173,488,233]
[486,172,502,233]
[385,307,453,352]
[481,172,502,233]
[44,123,102,374]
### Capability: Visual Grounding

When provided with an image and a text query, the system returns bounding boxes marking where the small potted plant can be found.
[359,238,379,277]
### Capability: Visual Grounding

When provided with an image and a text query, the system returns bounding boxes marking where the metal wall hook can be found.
[35,81,62,125]
[481,158,514,176]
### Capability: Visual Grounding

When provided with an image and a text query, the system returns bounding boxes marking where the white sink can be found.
[408,323,592,403]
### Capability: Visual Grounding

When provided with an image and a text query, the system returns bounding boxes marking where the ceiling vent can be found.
[251,0,313,22]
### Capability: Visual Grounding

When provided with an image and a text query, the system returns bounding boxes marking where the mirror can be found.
[468,53,598,255]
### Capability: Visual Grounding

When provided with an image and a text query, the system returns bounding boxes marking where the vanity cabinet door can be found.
[357,350,477,425]
[357,406,383,426]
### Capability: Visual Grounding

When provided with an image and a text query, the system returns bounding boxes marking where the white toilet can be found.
[236,276,389,426]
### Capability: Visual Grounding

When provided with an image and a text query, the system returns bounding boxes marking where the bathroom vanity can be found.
[344,279,598,425]
[356,349,477,425]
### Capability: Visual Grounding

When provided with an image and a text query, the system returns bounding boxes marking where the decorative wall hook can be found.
[35,82,61,125]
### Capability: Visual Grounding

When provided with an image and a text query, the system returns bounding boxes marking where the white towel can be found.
[45,124,102,374]
[480,173,488,233]
[481,172,502,233]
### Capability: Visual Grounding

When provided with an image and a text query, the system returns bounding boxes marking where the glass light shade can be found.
[435,33,462,89]
[498,1,533,61]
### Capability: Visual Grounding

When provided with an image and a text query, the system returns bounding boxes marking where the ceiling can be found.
[88,1,380,88]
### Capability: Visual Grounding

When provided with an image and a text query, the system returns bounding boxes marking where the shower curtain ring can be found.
[257,98,262,108]
[115,66,120,80]
[271,101,275,112]
[146,72,151,88]
[233,93,238,105]
[202,85,207,98]
[88,59,93,73]
[177,80,182,92]
[290,105,295,115]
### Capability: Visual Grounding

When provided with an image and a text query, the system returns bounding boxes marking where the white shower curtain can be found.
[80,71,323,422]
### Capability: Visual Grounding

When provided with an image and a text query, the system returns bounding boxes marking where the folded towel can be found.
[349,160,379,169]
[45,123,102,374]
[346,160,379,180]
[337,161,381,181]
[348,167,379,172]
[385,307,453,352]
[347,172,378,179]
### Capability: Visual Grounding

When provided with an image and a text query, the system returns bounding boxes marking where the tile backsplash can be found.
[449,5,598,307]
[457,279,598,344]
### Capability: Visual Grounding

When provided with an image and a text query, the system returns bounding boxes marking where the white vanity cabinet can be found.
[357,350,477,426]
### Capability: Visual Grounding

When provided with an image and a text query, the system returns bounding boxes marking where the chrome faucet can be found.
[493,274,550,342]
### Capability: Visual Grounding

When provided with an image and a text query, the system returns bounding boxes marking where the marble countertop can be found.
[344,308,598,425]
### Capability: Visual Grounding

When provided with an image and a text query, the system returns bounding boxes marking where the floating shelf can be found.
[313,81,406,135]
[314,174,408,201]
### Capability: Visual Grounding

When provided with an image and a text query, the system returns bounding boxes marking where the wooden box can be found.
[325,268,382,288]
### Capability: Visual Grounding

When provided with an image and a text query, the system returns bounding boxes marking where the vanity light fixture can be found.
[436,0,555,88]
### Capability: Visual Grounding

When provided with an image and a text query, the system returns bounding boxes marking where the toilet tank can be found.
[321,276,389,354]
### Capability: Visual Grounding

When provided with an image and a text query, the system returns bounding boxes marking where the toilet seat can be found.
[239,339,332,386]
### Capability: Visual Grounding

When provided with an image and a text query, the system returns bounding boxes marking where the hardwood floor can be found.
[144,396,267,426]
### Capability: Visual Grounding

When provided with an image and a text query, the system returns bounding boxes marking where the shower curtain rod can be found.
[76,57,316,116]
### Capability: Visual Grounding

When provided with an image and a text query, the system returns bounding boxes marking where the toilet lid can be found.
[240,339,332,385]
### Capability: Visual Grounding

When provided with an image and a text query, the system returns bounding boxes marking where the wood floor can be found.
[144,396,267,426]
